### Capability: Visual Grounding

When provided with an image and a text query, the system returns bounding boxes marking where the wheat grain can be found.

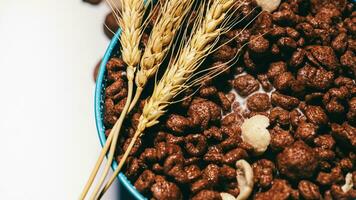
[97,0,243,196]
[89,0,145,197]
[129,0,194,111]
[80,0,145,199]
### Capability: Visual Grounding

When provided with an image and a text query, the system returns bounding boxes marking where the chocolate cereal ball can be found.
[277,141,318,180]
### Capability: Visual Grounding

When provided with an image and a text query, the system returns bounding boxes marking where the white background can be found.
[0,0,123,199]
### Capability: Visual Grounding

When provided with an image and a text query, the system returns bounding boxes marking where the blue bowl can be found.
[94,29,147,200]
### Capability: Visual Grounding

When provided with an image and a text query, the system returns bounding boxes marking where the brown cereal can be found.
[184,134,208,157]
[269,107,290,127]
[166,114,192,134]
[289,48,306,68]
[303,105,329,126]
[277,141,318,179]
[248,35,270,54]
[98,0,356,198]
[305,45,340,70]
[270,126,295,151]
[273,72,295,91]
[212,44,238,62]
[298,180,321,200]
[267,61,287,80]
[252,159,276,188]
[271,92,300,110]
[232,74,260,96]
[219,165,236,180]
[297,64,335,91]
[295,122,317,143]
[151,178,183,200]
[316,166,344,186]
[223,148,248,165]
[188,98,222,129]
[255,179,296,200]
[340,50,356,74]
[277,37,298,51]
[332,32,348,53]
[286,27,300,40]
[313,134,335,149]
[134,170,156,193]
[331,122,356,148]
[204,145,224,164]
[185,165,201,182]
[106,79,126,96]
[246,93,271,112]
[257,74,273,91]
[330,184,356,199]
[217,92,233,111]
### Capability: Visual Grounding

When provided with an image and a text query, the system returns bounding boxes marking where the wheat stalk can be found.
[129,0,194,111]
[80,0,145,199]
[97,0,242,197]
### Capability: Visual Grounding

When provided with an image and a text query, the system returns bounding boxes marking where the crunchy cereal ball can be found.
[151,178,182,200]
[316,166,344,186]
[246,93,271,112]
[271,92,300,110]
[241,115,271,155]
[277,141,318,180]
[248,35,270,54]
[166,114,192,133]
[255,179,296,200]
[188,98,222,129]
[252,159,276,188]
[305,45,340,71]
[295,122,317,143]
[270,127,294,151]
[331,122,356,148]
[267,61,287,81]
[256,0,281,13]
[298,180,321,200]
[134,170,156,193]
[304,105,329,126]
[232,74,260,97]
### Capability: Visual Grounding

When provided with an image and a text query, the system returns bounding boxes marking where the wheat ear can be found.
[128,0,194,112]
[80,0,145,199]
[98,0,238,196]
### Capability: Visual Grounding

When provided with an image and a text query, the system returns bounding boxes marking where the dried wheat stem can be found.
[81,0,145,199]
[97,119,147,198]
[129,0,193,112]
[79,131,114,200]
[89,80,134,200]
[99,0,237,194]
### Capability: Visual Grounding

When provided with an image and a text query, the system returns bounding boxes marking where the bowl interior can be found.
[94,29,147,200]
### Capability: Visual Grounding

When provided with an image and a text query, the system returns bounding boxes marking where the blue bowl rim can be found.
[94,29,147,200]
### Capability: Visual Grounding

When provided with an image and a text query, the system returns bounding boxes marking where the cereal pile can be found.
[99,0,355,199]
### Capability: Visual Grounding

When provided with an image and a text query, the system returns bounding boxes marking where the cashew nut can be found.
[236,160,254,200]
[220,192,236,200]
[241,115,271,155]
[256,0,281,13]
[341,173,353,193]
[220,159,254,200]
